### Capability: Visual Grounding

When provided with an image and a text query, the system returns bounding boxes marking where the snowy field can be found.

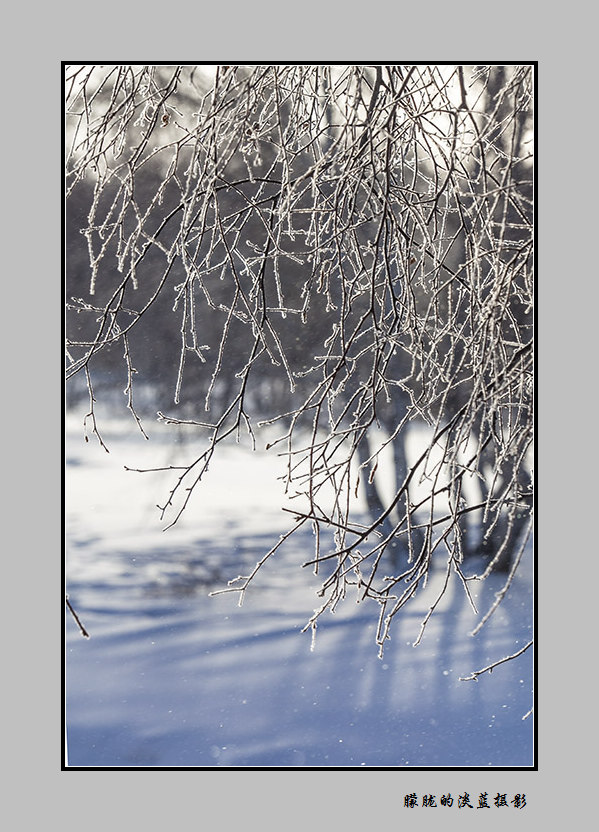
[65,412,534,768]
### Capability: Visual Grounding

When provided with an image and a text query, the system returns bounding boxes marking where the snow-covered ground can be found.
[65,412,534,768]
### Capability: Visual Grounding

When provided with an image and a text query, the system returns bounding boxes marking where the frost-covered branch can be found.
[65,64,534,658]
[458,639,533,682]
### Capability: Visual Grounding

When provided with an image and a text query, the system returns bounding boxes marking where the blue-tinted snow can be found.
[65,417,534,768]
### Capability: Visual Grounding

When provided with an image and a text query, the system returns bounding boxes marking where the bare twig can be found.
[65,596,90,639]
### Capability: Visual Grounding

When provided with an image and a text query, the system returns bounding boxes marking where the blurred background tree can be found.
[65,64,533,652]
